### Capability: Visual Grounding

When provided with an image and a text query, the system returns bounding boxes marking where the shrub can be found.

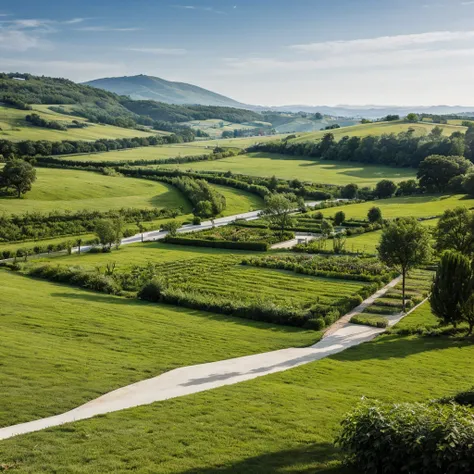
[336,401,474,474]
[164,237,269,251]
[304,317,326,331]
[334,211,346,226]
[192,216,202,225]
[138,278,165,302]
[350,314,388,328]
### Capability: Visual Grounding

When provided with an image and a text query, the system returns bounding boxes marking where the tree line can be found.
[249,126,474,168]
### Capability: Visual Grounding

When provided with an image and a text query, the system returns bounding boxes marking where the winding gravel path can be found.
[0,276,405,442]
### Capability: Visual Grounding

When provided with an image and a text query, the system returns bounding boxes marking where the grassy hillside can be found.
[0,270,316,427]
[321,194,474,220]
[0,168,191,214]
[0,302,472,473]
[0,105,157,142]
[290,120,467,143]
[159,152,416,186]
[182,119,266,138]
[58,144,213,162]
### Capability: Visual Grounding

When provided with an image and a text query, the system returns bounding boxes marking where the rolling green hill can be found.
[84,74,246,107]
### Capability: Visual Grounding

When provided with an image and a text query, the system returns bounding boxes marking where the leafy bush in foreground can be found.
[336,401,474,474]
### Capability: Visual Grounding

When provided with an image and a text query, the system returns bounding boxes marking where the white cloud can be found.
[125,47,187,55]
[175,5,225,14]
[461,1,474,4]
[10,19,52,28]
[0,29,45,51]
[291,30,474,54]
[75,26,141,32]
[63,18,86,24]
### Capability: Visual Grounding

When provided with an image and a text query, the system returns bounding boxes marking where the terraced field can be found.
[0,168,191,214]
[159,152,416,186]
[0,105,158,141]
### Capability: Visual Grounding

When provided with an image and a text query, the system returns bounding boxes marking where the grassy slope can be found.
[160,152,416,186]
[0,168,191,214]
[214,184,263,214]
[1,303,472,473]
[183,134,290,149]
[0,270,317,428]
[59,144,213,162]
[291,121,466,143]
[323,194,474,220]
[0,105,157,142]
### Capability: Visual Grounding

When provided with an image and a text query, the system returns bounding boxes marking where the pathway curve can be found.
[0,276,405,442]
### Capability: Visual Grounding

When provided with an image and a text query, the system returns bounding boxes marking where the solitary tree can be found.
[136,219,145,243]
[368,207,383,223]
[1,159,36,198]
[430,250,474,333]
[374,180,397,199]
[162,220,180,236]
[262,194,296,238]
[406,113,419,123]
[95,219,117,250]
[378,218,431,311]
[320,219,334,237]
[434,207,474,256]
[334,211,346,226]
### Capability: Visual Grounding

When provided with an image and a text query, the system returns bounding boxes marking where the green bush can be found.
[164,236,269,251]
[350,314,388,328]
[337,401,474,474]
[138,278,165,302]
[304,317,326,331]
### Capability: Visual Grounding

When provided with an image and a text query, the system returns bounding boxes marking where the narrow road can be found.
[0,276,408,442]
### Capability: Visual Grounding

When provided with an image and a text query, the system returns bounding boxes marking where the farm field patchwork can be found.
[0,302,472,473]
[182,134,290,149]
[159,152,416,186]
[0,105,158,142]
[0,269,317,428]
[321,194,474,220]
[0,168,191,214]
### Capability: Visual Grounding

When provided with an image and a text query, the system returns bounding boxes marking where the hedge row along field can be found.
[22,250,377,328]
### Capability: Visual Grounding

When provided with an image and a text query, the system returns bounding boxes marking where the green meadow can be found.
[321,194,474,220]
[0,299,472,473]
[291,120,467,143]
[0,105,158,142]
[0,270,317,428]
[158,152,416,186]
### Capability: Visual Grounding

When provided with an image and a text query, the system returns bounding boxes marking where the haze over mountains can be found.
[84,75,474,119]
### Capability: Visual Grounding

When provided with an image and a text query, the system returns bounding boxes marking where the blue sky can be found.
[1,0,474,106]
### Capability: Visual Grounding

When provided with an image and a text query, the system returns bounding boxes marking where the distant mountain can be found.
[83,75,247,108]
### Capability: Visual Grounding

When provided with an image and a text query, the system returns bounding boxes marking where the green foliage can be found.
[162,220,181,236]
[374,179,397,198]
[350,314,388,328]
[430,251,474,333]
[25,112,67,131]
[137,278,165,302]
[0,159,36,198]
[434,207,474,256]
[417,155,473,192]
[262,194,297,237]
[334,211,346,225]
[337,400,474,474]
[320,219,334,236]
[341,183,358,199]
[95,219,122,249]
[367,206,382,223]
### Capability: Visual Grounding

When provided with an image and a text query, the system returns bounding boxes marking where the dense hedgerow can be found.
[337,401,474,474]
[163,237,270,251]
[0,207,180,243]
[241,255,395,283]
[350,314,388,328]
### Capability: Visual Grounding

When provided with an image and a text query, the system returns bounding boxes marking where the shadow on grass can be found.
[176,442,350,474]
[330,333,472,362]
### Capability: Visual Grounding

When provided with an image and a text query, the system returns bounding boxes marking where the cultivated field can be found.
[0,105,158,142]
[290,120,467,143]
[159,152,416,186]
[185,134,290,149]
[182,119,264,138]
[0,301,472,473]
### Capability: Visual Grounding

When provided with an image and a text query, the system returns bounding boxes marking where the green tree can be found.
[434,207,474,256]
[406,113,419,123]
[367,206,383,223]
[396,179,419,196]
[430,250,474,333]
[162,220,181,236]
[320,219,334,237]
[1,159,36,198]
[341,183,358,199]
[378,218,431,310]
[334,211,346,226]
[262,194,296,237]
[268,175,279,191]
[417,155,473,192]
[374,180,397,199]
[463,172,474,196]
[95,220,116,250]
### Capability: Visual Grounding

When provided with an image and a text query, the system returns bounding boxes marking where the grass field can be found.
[290,120,467,143]
[214,184,263,214]
[0,168,191,214]
[0,269,317,428]
[59,144,214,162]
[322,194,474,221]
[0,300,472,473]
[159,152,416,187]
[186,134,290,149]
[0,105,158,142]
[182,119,262,138]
